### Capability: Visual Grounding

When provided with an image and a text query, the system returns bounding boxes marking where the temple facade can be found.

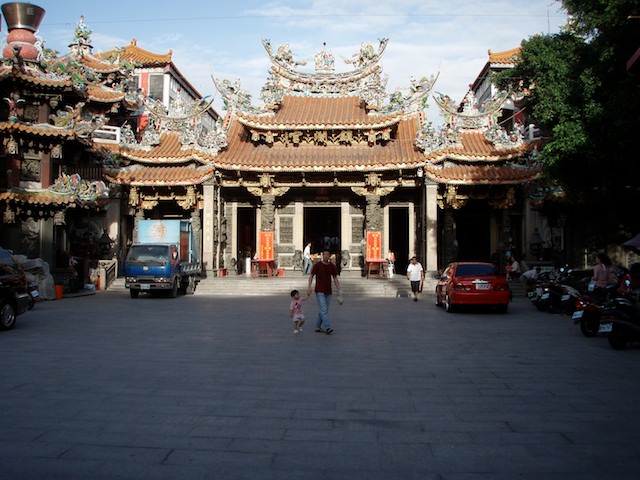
[0,5,137,280]
[103,39,541,276]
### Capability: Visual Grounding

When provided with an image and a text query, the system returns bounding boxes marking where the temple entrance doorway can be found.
[304,207,341,256]
[454,202,491,262]
[389,207,409,274]
[236,207,256,274]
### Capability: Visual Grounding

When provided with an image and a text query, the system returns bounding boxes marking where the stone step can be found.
[109,273,437,298]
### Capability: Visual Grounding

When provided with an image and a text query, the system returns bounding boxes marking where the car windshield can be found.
[126,245,169,266]
[455,264,496,276]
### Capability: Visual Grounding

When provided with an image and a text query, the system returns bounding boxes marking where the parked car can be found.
[0,247,31,330]
[435,262,511,313]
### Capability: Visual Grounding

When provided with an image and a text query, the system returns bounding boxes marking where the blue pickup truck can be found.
[124,220,201,298]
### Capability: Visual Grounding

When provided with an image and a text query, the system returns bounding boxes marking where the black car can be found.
[0,248,31,330]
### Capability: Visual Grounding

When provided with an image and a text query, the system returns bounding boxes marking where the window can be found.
[148,74,164,101]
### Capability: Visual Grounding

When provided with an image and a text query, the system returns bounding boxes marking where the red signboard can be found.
[259,231,274,260]
[366,231,383,261]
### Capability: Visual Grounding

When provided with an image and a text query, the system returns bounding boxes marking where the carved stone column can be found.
[261,194,275,231]
[365,194,381,231]
[191,208,202,264]
[425,181,438,271]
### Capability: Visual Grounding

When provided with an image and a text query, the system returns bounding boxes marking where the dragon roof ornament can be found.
[213,39,440,118]
[260,38,389,97]
[48,172,109,202]
[122,96,227,156]
[416,88,524,155]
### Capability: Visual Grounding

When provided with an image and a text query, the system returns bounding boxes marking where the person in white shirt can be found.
[406,256,424,302]
[303,242,312,275]
[520,266,541,290]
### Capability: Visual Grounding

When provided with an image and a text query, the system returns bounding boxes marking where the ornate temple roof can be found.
[213,115,424,172]
[99,39,172,68]
[423,163,541,185]
[0,189,77,206]
[236,96,404,130]
[103,40,538,186]
[112,132,217,165]
[103,163,216,186]
[424,132,532,163]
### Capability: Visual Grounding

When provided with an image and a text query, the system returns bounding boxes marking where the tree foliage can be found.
[495,0,640,229]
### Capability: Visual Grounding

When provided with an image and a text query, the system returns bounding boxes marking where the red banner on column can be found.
[366,231,383,261]
[259,231,274,260]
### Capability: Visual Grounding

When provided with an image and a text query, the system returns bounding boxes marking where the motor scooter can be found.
[604,297,640,349]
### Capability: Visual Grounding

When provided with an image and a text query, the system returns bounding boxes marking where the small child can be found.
[290,289,308,334]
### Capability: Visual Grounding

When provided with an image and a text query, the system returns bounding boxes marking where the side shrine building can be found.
[101,39,541,276]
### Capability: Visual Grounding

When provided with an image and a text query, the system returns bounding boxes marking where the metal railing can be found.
[98,259,118,289]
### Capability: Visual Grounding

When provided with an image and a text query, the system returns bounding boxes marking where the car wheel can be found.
[0,300,16,330]
[497,304,508,314]
[435,288,442,307]
[608,326,627,350]
[129,289,139,299]
[444,294,455,313]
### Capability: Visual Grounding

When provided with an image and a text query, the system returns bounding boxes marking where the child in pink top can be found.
[290,289,308,334]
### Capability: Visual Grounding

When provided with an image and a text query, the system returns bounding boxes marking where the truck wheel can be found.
[170,279,178,298]
[0,300,16,330]
[130,289,139,299]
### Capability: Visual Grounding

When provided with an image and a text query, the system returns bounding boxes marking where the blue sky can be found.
[26,1,567,119]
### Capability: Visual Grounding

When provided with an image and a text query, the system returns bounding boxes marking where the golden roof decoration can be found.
[99,39,172,67]
[488,47,521,65]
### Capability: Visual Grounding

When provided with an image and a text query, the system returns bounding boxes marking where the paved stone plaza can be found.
[1,290,640,479]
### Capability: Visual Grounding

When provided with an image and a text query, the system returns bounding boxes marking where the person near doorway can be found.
[303,242,312,275]
[307,248,341,335]
[387,249,396,278]
[406,256,424,302]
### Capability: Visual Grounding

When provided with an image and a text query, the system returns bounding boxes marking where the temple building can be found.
[0,4,137,279]
[102,39,541,276]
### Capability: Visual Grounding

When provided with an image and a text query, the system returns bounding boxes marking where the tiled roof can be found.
[488,47,520,65]
[425,132,531,162]
[117,132,215,164]
[0,67,71,88]
[87,85,126,103]
[103,163,216,186]
[424,163,541,185]
[214,116,424,171]
[0,122,75,139]
[237,95,403,129]
[73,54,122,73]
[99,39,172,67]
[0,190,77,206]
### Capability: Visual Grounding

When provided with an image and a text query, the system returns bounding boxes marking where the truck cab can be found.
[124,220,200,298]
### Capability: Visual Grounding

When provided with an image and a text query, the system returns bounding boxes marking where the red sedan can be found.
[435,262,511,313]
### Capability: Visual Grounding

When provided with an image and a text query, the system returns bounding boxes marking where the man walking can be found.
[406,256,424,302]
[308,249,341,335]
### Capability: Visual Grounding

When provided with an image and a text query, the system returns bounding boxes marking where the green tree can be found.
[496,0,640,239]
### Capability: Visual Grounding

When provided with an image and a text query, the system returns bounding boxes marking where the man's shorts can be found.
[411,280,421,293]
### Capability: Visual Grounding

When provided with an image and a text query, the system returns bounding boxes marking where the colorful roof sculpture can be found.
[106,39,539,188]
